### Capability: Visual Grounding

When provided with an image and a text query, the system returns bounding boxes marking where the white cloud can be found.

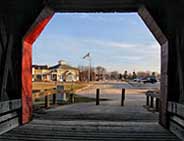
[34,35,160,72]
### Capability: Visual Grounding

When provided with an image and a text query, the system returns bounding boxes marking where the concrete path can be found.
[34,81,158,121]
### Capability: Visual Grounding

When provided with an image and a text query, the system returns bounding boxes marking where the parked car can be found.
[133,78,142,82]
[141,77,157,84]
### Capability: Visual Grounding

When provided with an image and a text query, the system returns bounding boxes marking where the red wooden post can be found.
[22,7,54,124]
[22,41,32,124]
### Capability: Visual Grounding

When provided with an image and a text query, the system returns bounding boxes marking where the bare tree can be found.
[132,71,137,79]
[137,71,151,78]
[96,66,106,81]
[79,65,96,81]
[123,70,128,80]
[110,71,119,80]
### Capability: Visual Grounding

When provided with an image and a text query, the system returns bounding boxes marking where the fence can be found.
[32,85,65,108]
[168,101,184,140]
[145,90,160,112]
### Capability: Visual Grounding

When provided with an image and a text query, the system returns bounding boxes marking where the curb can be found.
[74,83,94,93]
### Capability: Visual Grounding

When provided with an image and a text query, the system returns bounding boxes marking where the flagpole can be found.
[83,52,91,82]
[88,57,91,82]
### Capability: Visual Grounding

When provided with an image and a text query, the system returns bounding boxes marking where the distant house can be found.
[49,60,79,82]
[32,65,50,81]
[32,60,79,82]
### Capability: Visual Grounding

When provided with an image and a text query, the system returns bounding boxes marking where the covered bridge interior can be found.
[0,0,184,140]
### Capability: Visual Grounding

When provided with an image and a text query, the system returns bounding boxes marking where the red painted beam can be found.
[24,15,53,44]
[22,41,32,124]
[22,9,54,124]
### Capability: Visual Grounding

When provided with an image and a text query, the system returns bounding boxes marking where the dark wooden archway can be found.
[22,3,168,126]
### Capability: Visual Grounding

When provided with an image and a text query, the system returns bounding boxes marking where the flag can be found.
[83,52,90,59]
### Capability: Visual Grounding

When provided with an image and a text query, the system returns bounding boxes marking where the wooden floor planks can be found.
[0,120,181,141]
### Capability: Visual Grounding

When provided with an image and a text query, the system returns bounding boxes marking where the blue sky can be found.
[33,13,160,73]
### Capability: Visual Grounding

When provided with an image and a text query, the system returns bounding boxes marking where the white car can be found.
[133,78,141,82]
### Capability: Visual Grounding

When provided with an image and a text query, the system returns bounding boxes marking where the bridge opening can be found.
[30,12,161,123]
[1,1,184,140]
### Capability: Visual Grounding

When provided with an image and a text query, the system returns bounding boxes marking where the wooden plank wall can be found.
[138,6,169,127]
[176,28,184,103]
[0,99,21,135]
[168,102,184,140]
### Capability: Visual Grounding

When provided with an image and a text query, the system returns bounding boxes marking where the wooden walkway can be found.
[0,119,181,141]
[0,83,181,141]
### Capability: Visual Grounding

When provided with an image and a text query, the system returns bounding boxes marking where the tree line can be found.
[78,65,160,82]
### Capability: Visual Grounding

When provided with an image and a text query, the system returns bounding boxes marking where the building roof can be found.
[49,64,79,71]
[32,65,48,69]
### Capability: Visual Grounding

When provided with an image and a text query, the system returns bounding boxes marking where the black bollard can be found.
[121,88,125,106]
[70,94,75,104]
[53,94,56,105]
[150,97,154,108]
[155,98,160,111]
[96,89,100,105]
[45,95,50,108]
[146,95,149,106]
